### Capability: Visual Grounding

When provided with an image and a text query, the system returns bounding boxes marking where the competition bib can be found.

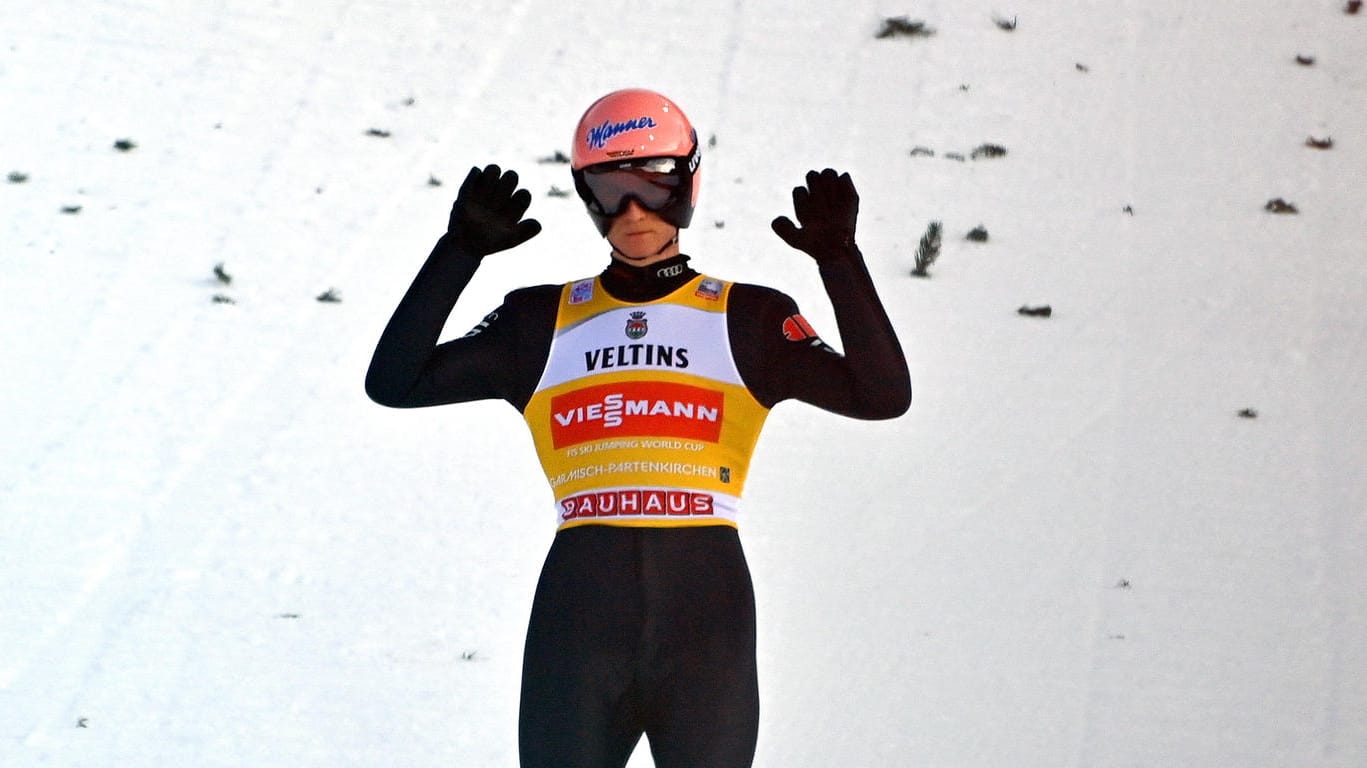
[522,275,769,530]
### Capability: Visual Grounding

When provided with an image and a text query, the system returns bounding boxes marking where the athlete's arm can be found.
[739,168,910,418]
[730,270,909,418]
[365,165,554,410]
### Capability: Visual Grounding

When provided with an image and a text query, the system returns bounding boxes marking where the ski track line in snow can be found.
[1065,5,1204,763]
[1069,4,1367,765]
[706,0,745,141]
[6,0,541,757]
[321,0,533,299]
[20,0,529,519]
[0,0,514,742]
[1313,280,1367,762]
[4,0,362,735]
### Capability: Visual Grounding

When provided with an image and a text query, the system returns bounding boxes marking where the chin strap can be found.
[608,227,680,261]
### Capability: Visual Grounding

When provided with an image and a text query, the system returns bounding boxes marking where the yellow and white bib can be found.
[523,274,770,530]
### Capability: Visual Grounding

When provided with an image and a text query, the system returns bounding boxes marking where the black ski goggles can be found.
[576,156,688,217]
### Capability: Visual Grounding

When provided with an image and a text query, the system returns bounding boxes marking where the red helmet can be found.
[571,88,701,236]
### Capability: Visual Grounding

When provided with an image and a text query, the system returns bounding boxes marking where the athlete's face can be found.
[606,199,680,266]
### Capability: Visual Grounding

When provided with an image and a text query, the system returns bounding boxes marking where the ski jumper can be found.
[366,239,910,768]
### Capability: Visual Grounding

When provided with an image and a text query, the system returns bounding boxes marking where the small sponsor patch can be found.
[569,279,595,305]
[781,314,818,341]
[624,311,648,340]
[695,278,723,301]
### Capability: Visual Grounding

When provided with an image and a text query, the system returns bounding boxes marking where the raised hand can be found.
[770,168,860,261]
[447,164,542,256]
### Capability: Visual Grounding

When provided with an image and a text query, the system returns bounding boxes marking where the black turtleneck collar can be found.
[599,254,698,302]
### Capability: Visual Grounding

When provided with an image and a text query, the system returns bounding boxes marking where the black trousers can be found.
[519,525,760,768]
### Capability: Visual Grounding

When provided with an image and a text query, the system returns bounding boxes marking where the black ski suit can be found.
[366,236,910,768]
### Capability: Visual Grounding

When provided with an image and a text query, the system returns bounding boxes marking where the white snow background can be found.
[3,1,1365,766]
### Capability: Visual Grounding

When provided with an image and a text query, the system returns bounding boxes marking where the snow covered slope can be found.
[3,1,1364,766]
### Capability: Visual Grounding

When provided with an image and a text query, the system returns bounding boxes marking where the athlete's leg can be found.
[638,528,761,768]
[519,527,647,768]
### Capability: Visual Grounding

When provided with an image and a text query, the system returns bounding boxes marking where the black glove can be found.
[446,164,542,256]
[771,168,859,261]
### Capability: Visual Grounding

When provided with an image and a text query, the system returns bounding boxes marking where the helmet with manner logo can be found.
[571,88,701,236]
